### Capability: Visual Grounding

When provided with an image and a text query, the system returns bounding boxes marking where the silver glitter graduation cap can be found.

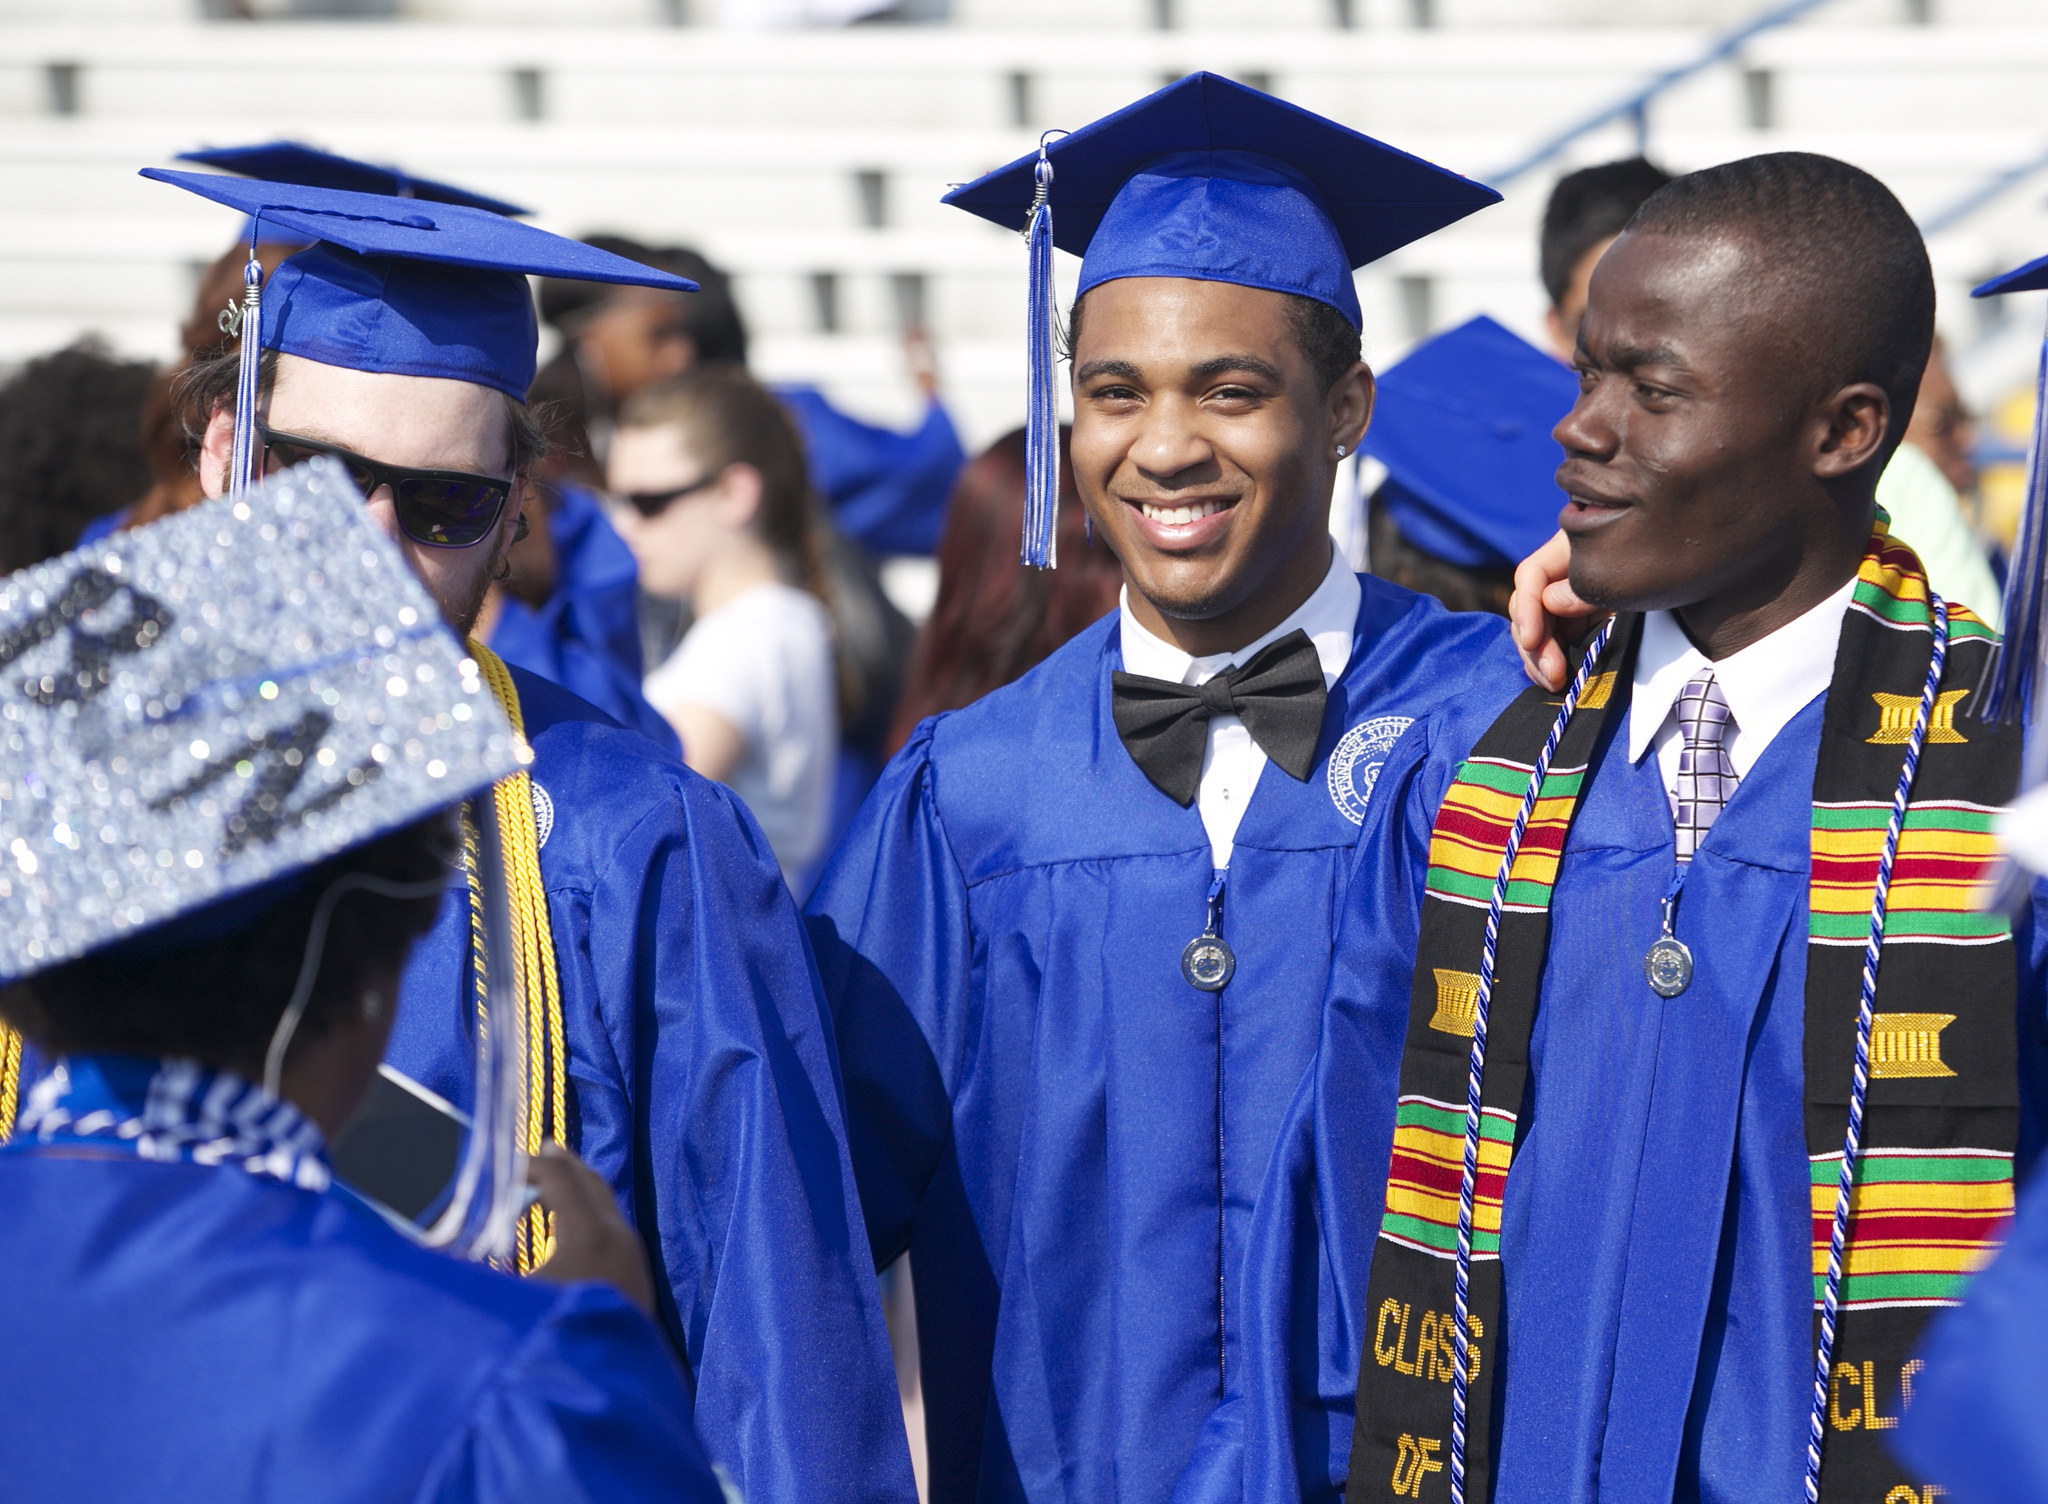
[0,456,520,982]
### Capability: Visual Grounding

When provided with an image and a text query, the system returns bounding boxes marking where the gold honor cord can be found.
[463,641,570,1274]
[0,1023,21,1142]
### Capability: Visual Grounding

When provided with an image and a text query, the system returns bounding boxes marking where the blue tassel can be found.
[1022,144,1059,569]
[226,218,265,501]
[1985,305,2048,723]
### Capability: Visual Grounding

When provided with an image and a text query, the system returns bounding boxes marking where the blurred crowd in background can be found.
[0,146,2015,903]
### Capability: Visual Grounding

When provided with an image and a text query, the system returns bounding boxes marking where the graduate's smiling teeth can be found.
[1138,499,1229,526]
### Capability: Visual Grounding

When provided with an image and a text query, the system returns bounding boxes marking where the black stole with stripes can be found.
[1347,530,2019,1504]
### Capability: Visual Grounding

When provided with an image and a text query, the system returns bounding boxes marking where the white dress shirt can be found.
[1628,575,1858,801]
[1119,546,1361,868]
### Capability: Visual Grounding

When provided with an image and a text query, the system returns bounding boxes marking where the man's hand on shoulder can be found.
[1509,529,1599,693]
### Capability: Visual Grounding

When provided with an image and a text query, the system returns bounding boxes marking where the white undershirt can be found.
[1628,575,1857,799]
[1118,546,1360,868]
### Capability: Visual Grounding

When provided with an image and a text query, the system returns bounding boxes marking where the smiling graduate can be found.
[1194,152,2048,1504]
[802,73,1524,1503]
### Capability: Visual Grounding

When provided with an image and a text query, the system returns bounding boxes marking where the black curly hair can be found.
[0,340,155,573]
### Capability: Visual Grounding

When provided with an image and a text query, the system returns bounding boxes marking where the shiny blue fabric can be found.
[0,1064,720,1504]
[1895,1160,2048,1501]
[805,577,1525,1503]
[140,172,693,403]
[1077,151,1362,326]
[1180,689,2048,1504]
[389,665,915,1504]
[486,484,679,757]
[776,387,967,557]
[939,73,1500,333]
[1365,315,1579,570]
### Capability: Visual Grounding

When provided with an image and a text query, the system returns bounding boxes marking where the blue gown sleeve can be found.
[553,778,917,1504]
[1173,717,1462,1504]
[803,719,970,1268]
[1892,875,2048,1502]
[777,386,967,557]
[417,1282,725,1504]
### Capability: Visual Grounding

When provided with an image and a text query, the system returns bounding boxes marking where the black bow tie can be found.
[1111,628,1328,807]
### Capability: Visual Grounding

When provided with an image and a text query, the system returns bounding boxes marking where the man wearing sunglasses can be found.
[139,169,918,1504]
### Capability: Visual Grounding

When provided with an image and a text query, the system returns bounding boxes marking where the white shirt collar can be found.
[1627,574,1858,774]
[1118,544,1360,690]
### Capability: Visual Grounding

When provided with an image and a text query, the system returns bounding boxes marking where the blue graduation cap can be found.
[1361,315,1578,571]
[176,140,530,217]
[1971,257,2048,721]
[143,169,697,495]
[943,72,1500,566]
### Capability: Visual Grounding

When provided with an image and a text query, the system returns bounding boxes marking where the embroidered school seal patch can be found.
[1327,715,1414,825]
[530,780,554,850]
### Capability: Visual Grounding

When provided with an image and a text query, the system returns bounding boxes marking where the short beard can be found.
[444,558,495,641]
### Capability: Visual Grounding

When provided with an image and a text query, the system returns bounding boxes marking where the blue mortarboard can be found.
[1971,258,2048,721]
[176,140,530,217]
[1362,315,1579,571]
[943,72,1500,566]
[142,169,696,401]
[0,456,520,985]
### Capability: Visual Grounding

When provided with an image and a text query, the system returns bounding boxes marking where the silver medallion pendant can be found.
[1182,933,1237,992]
[1644,934,1694,997]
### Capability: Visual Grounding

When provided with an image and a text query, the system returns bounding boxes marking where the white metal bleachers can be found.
[0,11,2041,451]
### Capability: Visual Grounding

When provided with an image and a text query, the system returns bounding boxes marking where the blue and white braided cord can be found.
[1450,616,1616,1504]
[17,1057,330,1192]
[1802,594,1949,1503]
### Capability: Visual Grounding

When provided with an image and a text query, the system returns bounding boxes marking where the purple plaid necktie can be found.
[1671,667,1737,863]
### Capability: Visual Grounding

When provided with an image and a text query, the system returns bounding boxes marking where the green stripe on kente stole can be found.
[1808,910,2009,942]
[1811,804,1997,833]
[1809,1153,2012,1185]
[1850,580,2004,645]
[1382,1212,1501,1257]
[1396,1099,1517,1143]
[1424,866,1557,909]
[1816,1271,1968,1303]
[1452,760,1585,800]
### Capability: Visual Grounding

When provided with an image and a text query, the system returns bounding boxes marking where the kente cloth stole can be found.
[464,642,570,1274]
[1348,524,2018,1504]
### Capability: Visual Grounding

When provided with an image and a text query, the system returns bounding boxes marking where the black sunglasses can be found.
[257,421,512,549]
[618,470,725,519]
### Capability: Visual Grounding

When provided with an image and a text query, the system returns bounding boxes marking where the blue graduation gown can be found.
[1895,1161,2048,1502]
[804,578,1523,1503]
[1183,689,2048,1504]
[0,1127,721,1502]
[391,665,916,1504]
[775,386,966,556]
[487,483,681,757]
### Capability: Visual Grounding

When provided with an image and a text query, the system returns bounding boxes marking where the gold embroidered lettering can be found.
[1391,1435,1445,1498]
[1865,1360,1899,1429]
[1466,1313,1483,1388]
[1429,970,1481,1037]
[1900,1358,1924,1412]
[1374,1299,1404,1368]
[1870,1014,1958,1080]
[1831,1360,1862,1431]
[1868,689,1969,746]
[1393,1302,1420,1376]
[1578,671,1617,710]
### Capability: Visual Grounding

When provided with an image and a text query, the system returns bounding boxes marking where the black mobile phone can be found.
[329,1064,468,1230]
